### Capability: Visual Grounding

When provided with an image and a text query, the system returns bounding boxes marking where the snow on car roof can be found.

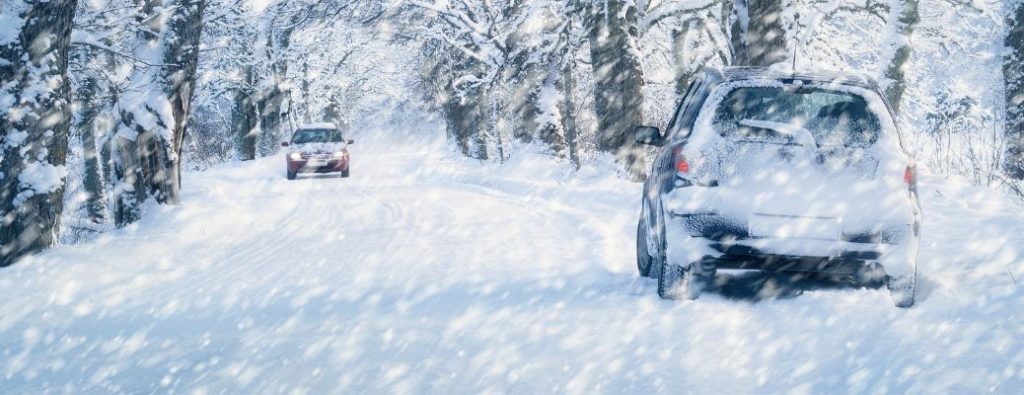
[711,67,880,91]
[297,123,339,130]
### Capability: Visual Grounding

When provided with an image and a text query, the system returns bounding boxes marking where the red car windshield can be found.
[292,129,343,144]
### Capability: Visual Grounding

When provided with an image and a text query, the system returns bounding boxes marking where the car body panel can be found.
[643,68,920,279]
[285,128,351,175]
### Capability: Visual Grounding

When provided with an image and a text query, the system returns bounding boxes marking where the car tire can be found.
[657,260,705,300]
[650,201,706,300]
[656,260,683,299]
[886,273,916,308]
[636,218,654,278]
[341,168,350,178]
[286,170,297,180]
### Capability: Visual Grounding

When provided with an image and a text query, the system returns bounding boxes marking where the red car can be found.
[281,125,354,180]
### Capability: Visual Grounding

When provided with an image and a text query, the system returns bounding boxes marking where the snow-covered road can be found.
[2,132,1023,393]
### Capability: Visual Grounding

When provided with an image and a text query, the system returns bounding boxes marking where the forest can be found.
[3,1,1024,392]
[1,0,1022,264]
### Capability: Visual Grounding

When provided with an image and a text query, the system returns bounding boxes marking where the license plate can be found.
[749,213,840,240]
[307,159,328,166]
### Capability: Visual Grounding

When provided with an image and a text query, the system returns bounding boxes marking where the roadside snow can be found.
[1,128,1022,393]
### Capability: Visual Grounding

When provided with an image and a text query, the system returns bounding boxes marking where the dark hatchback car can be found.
[281,125,354,180]
[635,68,921,307]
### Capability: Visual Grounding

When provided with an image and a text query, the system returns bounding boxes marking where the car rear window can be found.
[711,86,882,148]
[292,128,343,144]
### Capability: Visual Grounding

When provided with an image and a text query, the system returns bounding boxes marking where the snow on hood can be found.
[288,141,348,154]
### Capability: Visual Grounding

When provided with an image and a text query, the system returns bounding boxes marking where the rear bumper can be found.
[704,240,897,275]
[287,158,348,173]
[663,212,918,277]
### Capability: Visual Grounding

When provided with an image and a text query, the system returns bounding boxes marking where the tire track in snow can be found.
[124,186,314,308]
[373,177,640,298]
[138,176,409,308]
[223,179,411,290]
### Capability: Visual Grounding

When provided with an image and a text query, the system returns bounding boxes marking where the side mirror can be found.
[634,126,663,146]
[281,142,290,147]
[347,139,355,145]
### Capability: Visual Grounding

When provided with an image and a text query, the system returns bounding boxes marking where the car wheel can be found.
[886,273,916,308]
[286,170,297,180]
[341,168,350,178]
[636,218,654,278]
[657,260,683,299]
[650,202,706,300]
[657,260,704,300]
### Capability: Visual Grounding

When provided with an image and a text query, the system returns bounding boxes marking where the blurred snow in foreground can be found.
[1,125,1022,393]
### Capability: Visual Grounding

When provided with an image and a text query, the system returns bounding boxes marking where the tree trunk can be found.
[110,130,153,225]
[257,87,289,152]
[235,66,258,160]
[509,50,541,144]
[471,106,489,161]
[444,98,468,157]
[737,0,788,66]
[111,0,204,226]
[561,31,580,169]
[256,20,296,154]
[78,76,109,223]
[0,0,78,266]
[444,88,476,157]
[300,58,312,123]
[465,83,489,161]
[589,0,646,178]
[234,90,258,160]
[1006,3,1024,179]
[882,0,919,113]
[437,46,489,160]
[324,94,343,125]
[490,92,506,163]
[672,20,697,97]
[164,0,205,189]
[536,62,567,156]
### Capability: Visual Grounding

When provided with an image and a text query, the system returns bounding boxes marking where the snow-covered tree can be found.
[410,0,517,159]
[1,0,1012,261]
[1006,1,1024,180]
[109,0,205,226]
[66,0,136,230]
[589,0,647,178]
[198,0,261,161]
[737,0,789,66]
[881,0,919,112]
[0,0,79,265]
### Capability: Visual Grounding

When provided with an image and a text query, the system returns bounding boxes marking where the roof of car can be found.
[297,123,339,130]
[706,67,881,91]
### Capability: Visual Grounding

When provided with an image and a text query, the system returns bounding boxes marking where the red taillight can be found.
[677,158,690,173]
[673,146,689,174]
[904,165,914,185]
